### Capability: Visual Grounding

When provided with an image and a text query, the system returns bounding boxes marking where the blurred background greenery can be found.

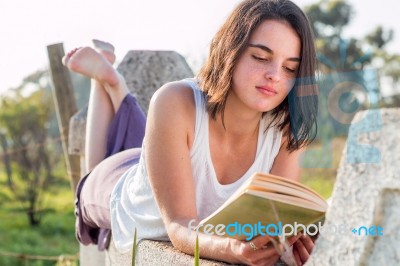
[0,0,399,265]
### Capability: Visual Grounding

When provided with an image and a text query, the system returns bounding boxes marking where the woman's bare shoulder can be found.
[147,80,196,132]
[150,80,195,110]
[146,80,197,153]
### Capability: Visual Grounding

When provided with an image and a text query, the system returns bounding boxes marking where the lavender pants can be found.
[75,94,146,251]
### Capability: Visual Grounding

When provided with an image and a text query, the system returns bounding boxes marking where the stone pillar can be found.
[69,50,194,155]
[116,50,194,114]
[306,108,400,265]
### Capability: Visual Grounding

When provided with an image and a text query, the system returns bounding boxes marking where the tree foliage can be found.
[307,0,353,38]
[305,0,400,82]
[306,0,368,72]
[0,82,60,226]
[302,0,400,148]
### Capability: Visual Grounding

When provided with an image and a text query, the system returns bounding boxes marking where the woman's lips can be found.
[256,86,277,96]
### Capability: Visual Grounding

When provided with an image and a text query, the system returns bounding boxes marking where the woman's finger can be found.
[293,248,302,266]
[299,234,315,253]
[242,240,282,266]
[250,234,283,252]
[294,237,310,263]
[257,253,281,266]
[286,235,300,246]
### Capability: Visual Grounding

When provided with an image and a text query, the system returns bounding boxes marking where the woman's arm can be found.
[144,81,233,260]
[145,81,197,239]
[144,82,284,265]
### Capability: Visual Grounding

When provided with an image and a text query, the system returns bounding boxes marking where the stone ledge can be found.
[105,239,290,266]
[105,239,233,266]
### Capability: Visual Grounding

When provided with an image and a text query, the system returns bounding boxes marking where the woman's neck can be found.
[215,92,262,137]
[211,96,262,142]
[212,113,260,140]
[208,93,262,184]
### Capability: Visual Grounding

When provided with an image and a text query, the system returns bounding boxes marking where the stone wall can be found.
[306,108,400,265]
[106,239,230,266]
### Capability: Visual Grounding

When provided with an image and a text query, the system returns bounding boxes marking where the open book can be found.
[197,172,328,241]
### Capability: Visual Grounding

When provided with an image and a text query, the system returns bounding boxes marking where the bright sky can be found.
[1,0,399,95]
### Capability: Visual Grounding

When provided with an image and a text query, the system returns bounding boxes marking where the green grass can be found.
[0,170,79,266]
[300,137,347,199]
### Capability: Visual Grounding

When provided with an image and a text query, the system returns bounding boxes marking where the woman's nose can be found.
[265,63,281,82]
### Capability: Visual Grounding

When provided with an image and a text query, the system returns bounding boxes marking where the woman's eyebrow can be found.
[248,43,301,62]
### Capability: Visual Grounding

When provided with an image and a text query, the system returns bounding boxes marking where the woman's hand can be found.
[232,234,299,266]
[292,232,315,265]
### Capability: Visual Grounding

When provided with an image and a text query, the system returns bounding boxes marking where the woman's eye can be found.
[284,67,296,73]
[252,55,268,62]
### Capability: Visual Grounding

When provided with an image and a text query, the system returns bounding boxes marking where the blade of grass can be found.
[132,227,137,266]
[194,234,199,266]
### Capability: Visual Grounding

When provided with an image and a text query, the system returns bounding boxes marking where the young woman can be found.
[65,0,318,265]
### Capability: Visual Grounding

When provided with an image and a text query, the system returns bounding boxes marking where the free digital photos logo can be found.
[300,38,382,168]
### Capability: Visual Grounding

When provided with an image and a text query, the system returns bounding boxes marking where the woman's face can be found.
[231,19,301,113]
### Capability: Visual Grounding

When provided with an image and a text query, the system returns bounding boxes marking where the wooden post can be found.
[0,132,12,189]
[47,43,80,192]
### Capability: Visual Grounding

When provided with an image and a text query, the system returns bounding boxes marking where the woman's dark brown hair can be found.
[198,0,318,151]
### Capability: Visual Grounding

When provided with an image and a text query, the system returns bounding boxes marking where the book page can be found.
[253,173,326,200]
[249,180,327,208]
[246,190,326,212]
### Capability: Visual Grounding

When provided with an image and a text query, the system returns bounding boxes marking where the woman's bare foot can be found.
[92,39,116,64]
[62,47,119,87]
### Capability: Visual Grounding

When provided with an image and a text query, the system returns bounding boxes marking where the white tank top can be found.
[110,78,283,253]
